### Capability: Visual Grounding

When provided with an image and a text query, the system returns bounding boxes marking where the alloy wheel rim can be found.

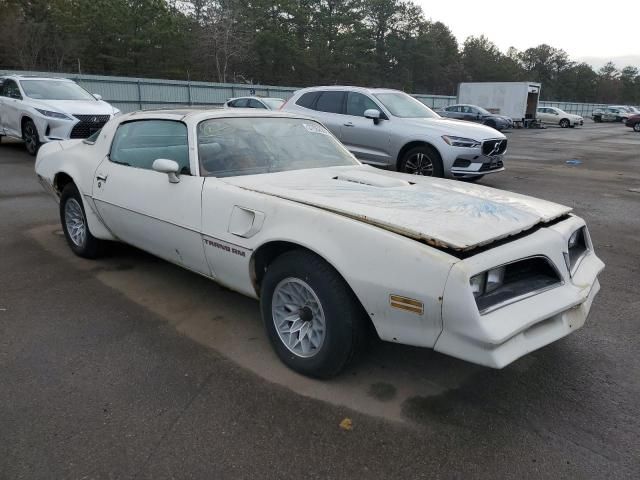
[25,124,37,153]
[272,277,326,358]
[404,152,434,176]
[65,198,86,247]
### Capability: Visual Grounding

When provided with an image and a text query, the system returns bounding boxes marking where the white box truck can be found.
[457,82,542,127]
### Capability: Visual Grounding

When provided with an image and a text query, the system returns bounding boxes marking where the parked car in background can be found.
[0,75,120,155]
[282,86,507,181]
[224,96,284,110]
[536,107,584,128]
[34,109,604,378]
[437,104,513,131]
[592,107,631,123]
[624,114,640,132]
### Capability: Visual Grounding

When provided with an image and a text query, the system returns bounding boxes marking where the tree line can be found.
[1,0,638,104]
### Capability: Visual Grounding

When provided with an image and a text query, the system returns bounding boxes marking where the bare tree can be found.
[199,0,251,83]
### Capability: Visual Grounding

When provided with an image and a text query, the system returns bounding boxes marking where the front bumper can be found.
[33,113,110,142]
[436,216,604,368]
[451,154,505,178]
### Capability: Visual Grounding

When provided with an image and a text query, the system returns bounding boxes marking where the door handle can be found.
[96,174,108,182]
[343,122,354,127]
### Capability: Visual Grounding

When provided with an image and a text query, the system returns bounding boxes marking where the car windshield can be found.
[262,98,284,109]
[197,117,358,177]
[475,106,491,115]
[20,80,96,101]
[374,92,439,118]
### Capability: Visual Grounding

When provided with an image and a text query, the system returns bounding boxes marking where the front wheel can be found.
[23,119,40,156]
[399,145,444,177]
[60,184,105,258]
[260,250,365,378]
[559,118,570,128]
[634,123,640,132]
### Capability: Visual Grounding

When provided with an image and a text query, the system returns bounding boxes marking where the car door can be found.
[441,106,457,119]
[340,91,393,166]
[537,108,551,123]
[466,106,483,123]
[309,90,347,139]
[0,80,24,137]
[92,119,210,276]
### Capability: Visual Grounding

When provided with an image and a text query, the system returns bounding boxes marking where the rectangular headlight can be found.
[470,257,562,314]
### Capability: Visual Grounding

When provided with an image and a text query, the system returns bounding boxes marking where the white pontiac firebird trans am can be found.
[35,109,604,378]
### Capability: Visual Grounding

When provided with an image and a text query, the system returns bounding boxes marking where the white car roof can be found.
[1,75,75,82]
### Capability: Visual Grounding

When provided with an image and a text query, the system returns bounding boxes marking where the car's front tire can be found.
[60,183,104,258]
[260,250,365,378]
[399,145,444,177]
[634,123,640,132]
[22,119,40,156]
[559,118,570,128]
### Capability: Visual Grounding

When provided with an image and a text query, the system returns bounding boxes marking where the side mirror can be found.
[152,159,180,183]
[93,93,103,101]
[364,108,381,124]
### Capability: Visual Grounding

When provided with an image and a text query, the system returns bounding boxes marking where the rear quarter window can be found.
[295,91,320,109]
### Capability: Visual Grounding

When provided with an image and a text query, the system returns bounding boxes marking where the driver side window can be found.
[345,92,379,117]
[110,120,190,174]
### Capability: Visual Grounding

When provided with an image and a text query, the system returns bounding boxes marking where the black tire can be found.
[260,250,365,378]
[60,183,104,258]
[484,119,497,129]
[559,118,570,128]
[398,145,444,177]
[22,119,41,156]
[634,123,640,132]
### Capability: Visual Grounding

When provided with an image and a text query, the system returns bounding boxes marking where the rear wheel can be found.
[22,119,40,156]
[559,118,570,128]
[634,123,640,132]
[60,183,105,258]
[399,145,444,177]
[260,250,365,378]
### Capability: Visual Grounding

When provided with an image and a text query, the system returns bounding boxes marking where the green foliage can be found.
[0,0,638,104]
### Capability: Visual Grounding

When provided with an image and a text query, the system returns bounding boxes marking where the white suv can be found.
[281,86,506,180]
[0,75,120,155]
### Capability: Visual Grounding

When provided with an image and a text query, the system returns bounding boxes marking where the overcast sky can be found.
[416,0,640,67]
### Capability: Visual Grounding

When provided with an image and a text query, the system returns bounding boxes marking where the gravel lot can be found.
[1,121,639,479]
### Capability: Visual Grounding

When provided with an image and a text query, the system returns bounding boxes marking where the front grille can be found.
[70,114,110,139]
[482,139,507,155]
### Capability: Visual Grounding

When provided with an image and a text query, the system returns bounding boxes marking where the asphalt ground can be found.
[1,120,639,479]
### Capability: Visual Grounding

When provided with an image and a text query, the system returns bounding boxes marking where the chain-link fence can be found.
[0,69,620,117]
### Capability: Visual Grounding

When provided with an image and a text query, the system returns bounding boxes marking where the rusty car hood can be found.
[222,165,572,251]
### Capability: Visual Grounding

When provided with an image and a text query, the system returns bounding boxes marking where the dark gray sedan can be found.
[437,104,513,131]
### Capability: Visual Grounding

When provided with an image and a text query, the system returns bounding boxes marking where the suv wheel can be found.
[23,119,40,156]
[399,145,444,177]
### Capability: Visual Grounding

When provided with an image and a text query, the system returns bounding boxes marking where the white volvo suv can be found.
[0,75,120,155]
[281,86,507,180]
